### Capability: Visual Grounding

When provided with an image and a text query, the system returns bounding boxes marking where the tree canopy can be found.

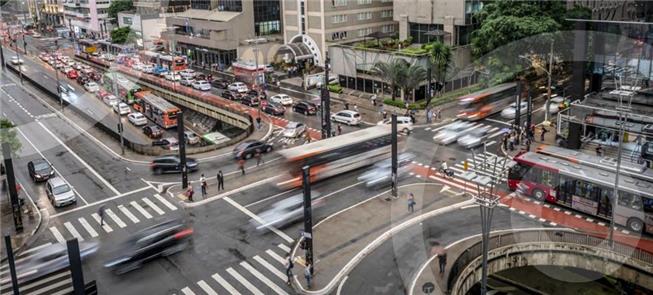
[108,0,134,22]
[110,27,136,44]
[0,118,21,156]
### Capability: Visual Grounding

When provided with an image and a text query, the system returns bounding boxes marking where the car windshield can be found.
[52,184,70,195]
[34,162,50,172]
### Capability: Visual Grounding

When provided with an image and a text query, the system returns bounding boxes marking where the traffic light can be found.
[464,160,469,171]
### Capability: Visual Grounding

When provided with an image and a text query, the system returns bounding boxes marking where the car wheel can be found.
[266,146,272,153]
[403,128,410,135]
[627,218,644,233]
[154,167,163,175]
[114,261,141,275]
[531,189,545,201]
[245,153,252,159]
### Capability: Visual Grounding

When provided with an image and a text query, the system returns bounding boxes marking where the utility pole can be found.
[110,69,125,154]
[608,108,628,247]
[67,239,86,295]
[301,165,314,273]
[0,1,5,69]
[514,82,522,145]
[391,114,398,198]
[544,39,554,125]
[4,236,19,295]
[54,39,63,110]
[3,143,23,232]
[178,111,188,189]
[321,53,332,138]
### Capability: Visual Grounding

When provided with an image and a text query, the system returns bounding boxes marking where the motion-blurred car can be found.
[84,82,99,92]
[184,131,200,145]
[283,122,306,138]
[433,121,476,145]
[143,125,164,139]
[233,140,273,159]
[211,79,229,89]
[11,242,98,283]
[457,126,491,149]
[500,101,528,119]
[104,219,193,274]
[269,94,293,106]
[331,110,361,126]
[357,153,415,187]
[45,177,76,207]
[103,95,120,107]
[27,158,54,182]
[10,56,24,65]
[251,193,323,230]
[546,95,567,114]
[150,155,199,174]
[263,102,285,116]
[128,112,148,126]
[377,116,413,134]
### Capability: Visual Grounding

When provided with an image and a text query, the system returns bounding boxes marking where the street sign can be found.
[463,160,469,171]
[300,231,312,239]
[422,282,435,294]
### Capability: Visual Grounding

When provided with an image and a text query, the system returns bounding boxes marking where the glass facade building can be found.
[254,0,281,35]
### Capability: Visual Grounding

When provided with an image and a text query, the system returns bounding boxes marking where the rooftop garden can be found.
[350,37,435,57]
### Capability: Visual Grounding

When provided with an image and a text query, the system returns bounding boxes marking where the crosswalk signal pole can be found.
[301,166,314,273]
[4,235,20,295]
[320,54,332,139]
[514,82,522,145]
[391,114,398,198]
[178,111,188,189]
[67,239,86,295]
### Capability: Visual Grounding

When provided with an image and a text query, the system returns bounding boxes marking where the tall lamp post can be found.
[519,39,555,126]
[245,37,266,91]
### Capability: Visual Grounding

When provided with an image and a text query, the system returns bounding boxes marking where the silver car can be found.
[10,242,98,283]
[358,153,415,187]
[283,122,306,138]
[457,126,491,149]
[45,177,76,207]
[433,121,475,145]
[252,193,323,231]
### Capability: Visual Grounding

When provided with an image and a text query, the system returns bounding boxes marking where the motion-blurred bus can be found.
[457,82,517,121]
[133,91,180,129]
[277,125,401,188]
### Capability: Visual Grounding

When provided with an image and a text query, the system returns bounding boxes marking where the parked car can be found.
[263,102,285,116]
[179,77,194,87]
[269,94,293,106]
[331,110,361,126]
[221,91,239,101]
[84,82,99,92]
[191,80,211,91]
[150,156,199,174]
[233,140,273,160]
[103,95,120,107]
[184,131,200,145]
[45,177,76,207]
[113,102,131,115]
[211,79,229,89]
[104,219,193,274]
[128,112,148,126]
[143,125,164,139]
[228,82,249,93]
[28,158,55,182]
[292,101,317,115]
[283,122,306,138]
[377,116,413,134]
[240,95,260,107]
[500,101,528,119]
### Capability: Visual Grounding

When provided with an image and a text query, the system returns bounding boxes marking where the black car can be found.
[76,75,89,85]
[143,125,164,139]
[292,101,317,115]
[28,158,55,182]
[211,79,229,89]
[241,95,260,107]
[151,155,199,174]
[263,102,285,116]
[233,140,273,159]
[221,90,239,101]
[104,219,193,275]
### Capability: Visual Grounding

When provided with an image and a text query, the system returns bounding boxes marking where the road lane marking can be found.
[485,118,512,126]
[142,197,165,215]
[92,213,113,232]
[212,273,241,295]
[153,194,177,211]
[241,261,289,295]
[37,121,121,196]
[118,205,140,224]
[197,280,218,295]
[226,267,264,295]
[28,276,73,295]
[7,271,69,293]
[180,287,195,295]
[277,244,291,253]
[49,227,66,243]
[130,201,152,219]
[49,186,151,219]
[253,255,287,281]
[224,196,293,243]
[488,130,505,139]
[64,222,84,241]
[265,249,285,265]
[105,208,127,228]
[78,217,98,238]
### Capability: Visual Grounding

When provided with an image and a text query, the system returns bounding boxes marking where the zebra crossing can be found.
[178,243,293,295]
[449,151,511,182]
[424,120,506,142]
[47,193,178,244]
[0,242,74,295]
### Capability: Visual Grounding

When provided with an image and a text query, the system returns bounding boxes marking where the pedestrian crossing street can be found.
[48,193,178,244]
[179,243,294,295]
[448,151,511,183]
[0,242,74,295]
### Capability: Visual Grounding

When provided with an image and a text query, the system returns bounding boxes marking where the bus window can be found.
[525,166,541,183]
[558,175,574,204]
[541,169,557,188]
[596,186,613,216]
[508,164,527,180]
[643,197,653,213]
[618,192,643,210]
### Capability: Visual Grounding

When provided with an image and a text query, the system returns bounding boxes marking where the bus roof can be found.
[135,91,180,112]
[515,151,653,197]
[277,125,391,161]
[459,82,517,102]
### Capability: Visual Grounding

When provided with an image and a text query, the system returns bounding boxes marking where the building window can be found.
[332,31,347,40]
[334,0,347,7]
[358,28,373,37]
[456,25,472,46]
[191,0,211,10]
[331,14,347,23]
[123,16,133,25]
[409,22,443,44]
[254,0,281,35]
[218,0,242,12]
[380,10,392,18]
[357,0,372,4]
[357,12,372,21]
[381,24,394,33]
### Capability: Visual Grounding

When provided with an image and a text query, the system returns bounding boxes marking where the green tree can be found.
[0,118,21,156]
[401,64,427,103]
[428,41,453,106]
[110,27,136,44]
[108,0,133,22]
[371,59,408,101]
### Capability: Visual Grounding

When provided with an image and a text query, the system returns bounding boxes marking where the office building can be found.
[41,0,65,26]
[134,0,191,18]
[63,0,114,38]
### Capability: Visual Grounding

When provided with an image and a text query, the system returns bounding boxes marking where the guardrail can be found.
[447,229,653,293]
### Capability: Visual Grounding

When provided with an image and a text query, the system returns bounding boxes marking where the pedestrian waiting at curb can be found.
[337,124,342,136]
[186,185,194,202]
[407,193,416,213]
[285,255,294,285]
[200,174,207,197]
[256,117,262,130]
[540,126,548,142]
[304,263,313,289]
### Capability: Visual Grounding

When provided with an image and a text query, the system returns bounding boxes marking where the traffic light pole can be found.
[391,114,398,198]
[2,143,23,232]
[4,235,20,295]
[67,239,86,295]
[320,54,332,139]
[178,111,188,189]
[514,82,522,145]
[111,70,125,154]
[301,166,314,273]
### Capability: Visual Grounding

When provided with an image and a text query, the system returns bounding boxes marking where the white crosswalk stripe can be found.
[130,201,153,219]
[3,271,70,295]
[64,222,84,241]
[142,197,165,215]
[92,213,113,232]
[240,261,289,295]
[226,267,264,295]
[265,250,285,265]
[118,205,140,224]
[105,208,127,228]
[253,255,287,281]
[78,217,98,238]
[277,244,290,253]
[154,194,177,211]
[197,280,218,295]
[49,227,66,244]
[212,273,241,295]
[180,287,196,295]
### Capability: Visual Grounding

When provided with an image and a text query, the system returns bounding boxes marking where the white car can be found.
[10,56,24,65]
[179,77,194,86]
[434,121,476,145]
[457,126,491,149]
[500,101,528,119]
[377,116,413,134]
[164,72,181,81]
[141,64,154,73]
[228,82,249,93]
[270,94,293,106]
[45,177,76,207]
[84,82,99,92]
[547,95,566,114]
[283,122,306,138]
[331,110,361,126]
[184,131,200,144]
[113,102,131,115]
[103,95,119,106]
[178,69,196,79]
[192,80,211,91]
[128,112,148,126]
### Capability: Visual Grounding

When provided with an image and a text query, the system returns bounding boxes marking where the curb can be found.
[0,183,44,262]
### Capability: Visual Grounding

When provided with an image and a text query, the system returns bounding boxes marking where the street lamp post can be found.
[320,53,332,139]
[53,39,63,110]
[301,166,314,272]
[519,39,555,126]
[110,68,125,155]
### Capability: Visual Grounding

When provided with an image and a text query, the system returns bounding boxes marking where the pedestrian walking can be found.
[238,159,246,175]
[596,144,603,157]
[344,102,350,110]
[502,134,509,151]
[256,116,261,130]
[256,150,263,166]
[371,94,377,106]
[186,185,194,202]
[285,255,294,285]
[407,192,416,213]
[337,124,342,136]
[304,264,313,289]
[200,174,207,197]
[306,132,312,143]
[436,108,441,120]
[508,134,515,151]
[540,126,548,142]
[217,170,224,191]
[353,104,358,112]
[383,110,388,120]
[426,109,432,123]
[98,205,106,226]
[438,251,447,274]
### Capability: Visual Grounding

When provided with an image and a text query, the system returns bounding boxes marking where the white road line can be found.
[92,213,113,232]
[142,197,165,215]
[130,201,152,219]
[241,261,289,295]
[277,244,291,253]
[488,130,506,139]
[49,186,151,219]
[50,287,75,295]
[485,118,512,126]
[598,222,606,226]
[49,227,66,244]
[485,140,496,147]
[226,267,264,295]
[118,205,140,224]
[528,214,536,219]
[197,280,218,295]
[78,217,98,238]
[538,218,546,222]
[550,222,558,226]
[29,277,73,295]
[153,194,177,211]
[224,197,293,243]
[180,287,196,295]
[266,249,285,265]
[7,271,69,293]
[105,208,127,228]
[212,273,241,295]
[246,189,298,208]
[37,121,121,195]
[253,255,287,281]
[64,222,84,241]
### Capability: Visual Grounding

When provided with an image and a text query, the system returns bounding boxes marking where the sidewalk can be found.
[289,183,470,294]
[0,183,42,260]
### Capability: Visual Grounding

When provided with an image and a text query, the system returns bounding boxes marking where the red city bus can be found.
[457,82,517,121]
[133,91,180,129]
[508,150,653,233]
[171,56,187,71]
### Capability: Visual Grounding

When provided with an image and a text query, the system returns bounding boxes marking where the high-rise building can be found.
[133,0,191,18]
[63,0,114,38]
[281,0,396,66]
[41,0,65,26]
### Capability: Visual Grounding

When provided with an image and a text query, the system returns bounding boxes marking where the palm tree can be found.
[401,64,427,103]
[427,41,453,106]
[371,59,407,101]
